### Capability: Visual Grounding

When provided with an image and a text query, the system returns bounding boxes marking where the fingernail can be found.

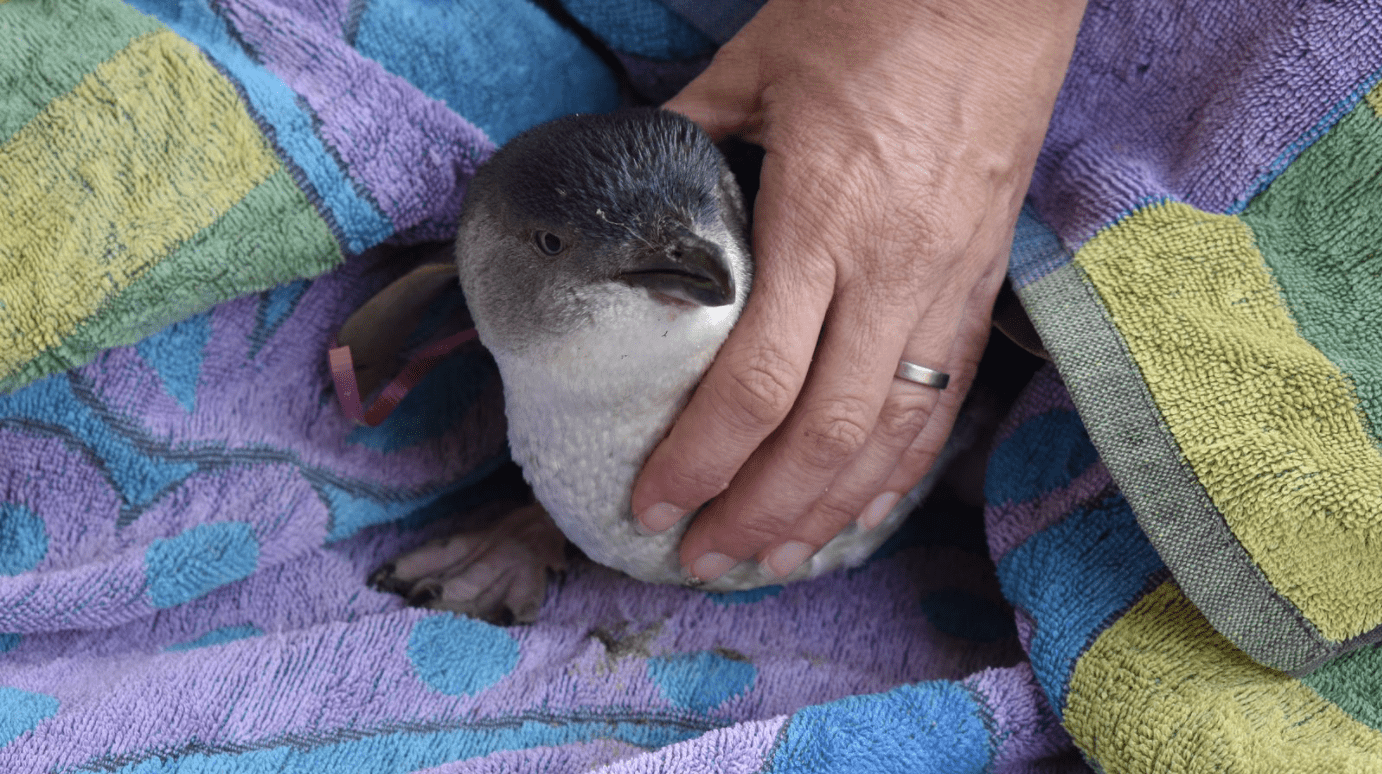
[689,552,737,583]
[638,502,685,534]
[766,541,815,578]
[859,491,902,531]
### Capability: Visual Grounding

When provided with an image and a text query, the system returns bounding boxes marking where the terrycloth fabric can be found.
[3,0,1380,771]
[998,0,1382,768]
[0,232,1062,770]
[0,0,1076,772]
[563,0,716,60]
[0,0,618,392]
[989,366,1382,771]
[1016,0,1382,675]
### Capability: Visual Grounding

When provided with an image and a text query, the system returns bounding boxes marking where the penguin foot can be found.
[370,502,567,624]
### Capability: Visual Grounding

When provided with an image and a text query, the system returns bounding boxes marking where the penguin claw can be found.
[480,607,516,627]
[367,563,407,593]
[406,583,441,607]
[372,502,567,625]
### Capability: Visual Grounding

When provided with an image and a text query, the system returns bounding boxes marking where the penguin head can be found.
[456,109,752,366]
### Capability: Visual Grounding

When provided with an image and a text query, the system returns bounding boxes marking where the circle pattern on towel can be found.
[0,503,47,576]
[984,410,1099,506]
[407,614,520,696]
[709,586,782,606]
[145,522,260,608]
[0,687,59,748]
[648,650,757,712]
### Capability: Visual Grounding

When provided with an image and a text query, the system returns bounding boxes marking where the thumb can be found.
[662,44,765,143]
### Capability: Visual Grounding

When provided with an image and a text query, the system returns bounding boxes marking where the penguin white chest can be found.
[493,290,737,583]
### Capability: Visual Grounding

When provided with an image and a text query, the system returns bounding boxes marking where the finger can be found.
[714,252,1002,580]
[761,375,943,576]
[676,275,962,582]
[630,153,835,536]
[761,309,990,581]
[662,37,765,142]
[879,298,994,497]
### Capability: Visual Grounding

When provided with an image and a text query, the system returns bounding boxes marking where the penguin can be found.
[368,109,925,622]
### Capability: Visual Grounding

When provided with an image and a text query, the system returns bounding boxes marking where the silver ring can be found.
[895,360,950,389]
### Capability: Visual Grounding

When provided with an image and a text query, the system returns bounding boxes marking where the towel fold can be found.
[1,0,1379,770]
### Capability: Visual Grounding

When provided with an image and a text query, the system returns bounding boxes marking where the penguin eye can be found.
[534,230,564,256]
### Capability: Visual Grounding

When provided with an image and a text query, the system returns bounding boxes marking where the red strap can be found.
[329,327,479,427]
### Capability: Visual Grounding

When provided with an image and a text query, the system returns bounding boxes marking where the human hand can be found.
[632,0,1087,582]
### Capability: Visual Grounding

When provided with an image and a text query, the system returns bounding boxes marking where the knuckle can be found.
[715,345,800,430]
[735,513,796,547]
[663,461,733,503]
[888,200,963,266]
[804,497,861,539]
[701,508,792,556]
[798,398,872,469]
[874,392,933,444]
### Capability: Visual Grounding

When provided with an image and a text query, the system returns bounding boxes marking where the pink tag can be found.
[329,327,479,427]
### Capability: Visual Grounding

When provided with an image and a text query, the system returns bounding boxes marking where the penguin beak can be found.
[617,226,736,307]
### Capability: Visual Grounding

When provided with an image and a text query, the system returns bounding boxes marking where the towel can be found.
[0,232,1061,771]
[1000,0,1382,767]
[2,0,1380,770]
[0,0,1072,771]
[0,0,618,392]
